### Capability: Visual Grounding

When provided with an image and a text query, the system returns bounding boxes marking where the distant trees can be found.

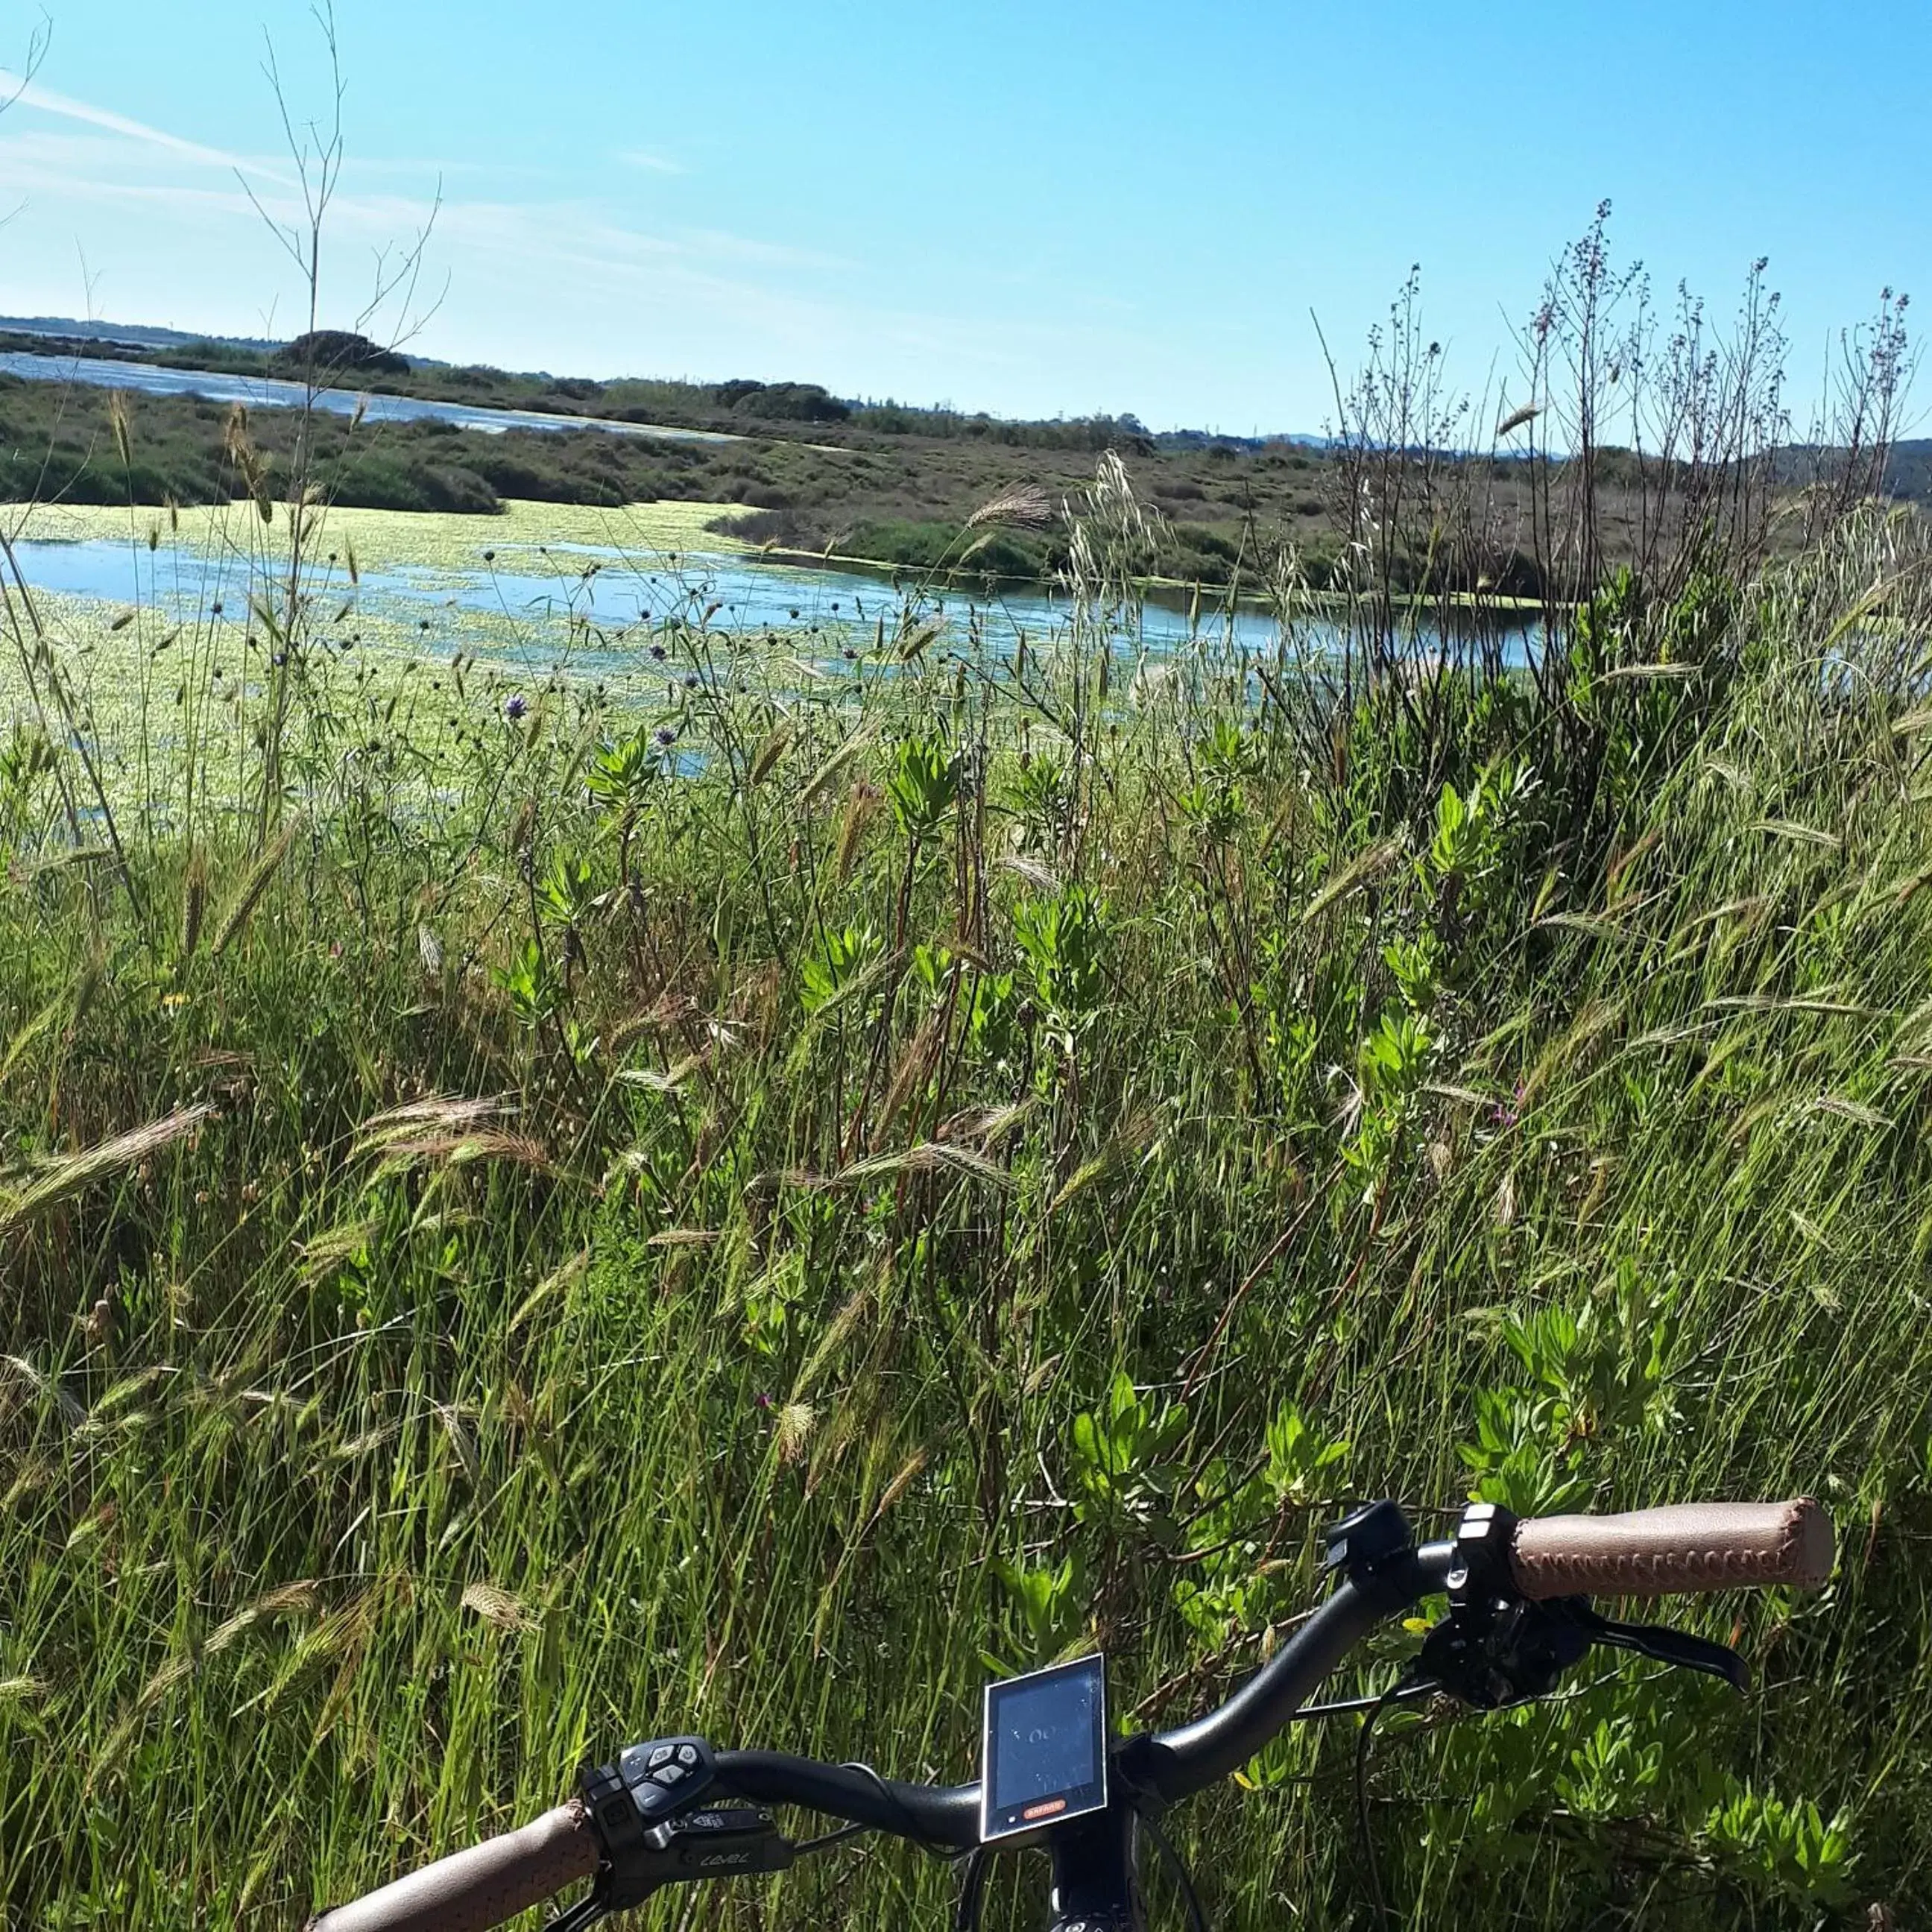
[713,379,850,423]
[848,403,1154,455]
[274,330,411,378]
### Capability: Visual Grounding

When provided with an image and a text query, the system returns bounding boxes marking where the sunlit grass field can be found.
[2,463,1930,1930]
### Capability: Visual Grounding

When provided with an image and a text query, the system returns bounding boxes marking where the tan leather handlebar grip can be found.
[306,1801,601,1932]
[1509,1498,1834,1600]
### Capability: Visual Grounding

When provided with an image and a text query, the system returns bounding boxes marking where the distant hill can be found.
[0,314,286,356]
[0,315,1913,486]
[1886,441,1932,500]
[1770,438,1932,503]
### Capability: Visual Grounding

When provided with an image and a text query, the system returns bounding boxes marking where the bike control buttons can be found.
[612,1734,719,1822]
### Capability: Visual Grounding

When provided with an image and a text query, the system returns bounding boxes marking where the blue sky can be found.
[1,0,1925,432]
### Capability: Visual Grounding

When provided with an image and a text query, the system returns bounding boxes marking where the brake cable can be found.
[836,1758,961,1854]
[1143,1810,1212,1932]
[1293,1680,1439,1721]
[953,1845,990,1932]
[1353,1684,1406,1932]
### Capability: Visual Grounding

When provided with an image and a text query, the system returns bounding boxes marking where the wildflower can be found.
[504,693,529,722]
[650,643,667,661]
[483,549,496,563]
[654,727,676,748]
[210,600,224,616]
[271,651,288,668]
[683,675,698,690]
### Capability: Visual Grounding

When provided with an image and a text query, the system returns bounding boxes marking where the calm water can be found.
[11,531,1325,664]
[0,350,739,444]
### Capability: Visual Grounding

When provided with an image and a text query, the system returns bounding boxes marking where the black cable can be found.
[790,1819,874,1857]
[952,1845,989,1932]
[1143,1811,1213,1932]
[836,1759,955,1854]
[1354,1685,1404,1932]
[1292,1680,1439,1722]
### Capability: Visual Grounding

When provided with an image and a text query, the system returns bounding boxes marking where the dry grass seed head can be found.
[460,1582,531,1632]
[837,781,883,885]
[3,1106,213,1230]
[967,484,1055,531]
[209,816,304,959]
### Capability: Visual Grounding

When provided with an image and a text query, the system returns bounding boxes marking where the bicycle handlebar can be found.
[305,1802,599,1932]
[306,1497,1832,1931]
[1509,1497,1834,1600]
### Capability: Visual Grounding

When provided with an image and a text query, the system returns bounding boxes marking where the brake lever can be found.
[1562,1600,1749,1693]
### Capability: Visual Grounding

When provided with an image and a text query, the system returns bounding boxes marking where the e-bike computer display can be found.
[979,1654,1108,1843]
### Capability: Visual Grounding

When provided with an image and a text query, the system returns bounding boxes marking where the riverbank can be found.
[0,351,1438,594]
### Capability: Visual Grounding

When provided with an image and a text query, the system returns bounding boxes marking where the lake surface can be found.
[0,350,741,444]
[13,520,1544,683]
[13,482,1537,689]
[12,528,1322,669]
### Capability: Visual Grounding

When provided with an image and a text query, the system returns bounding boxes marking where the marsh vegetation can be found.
[0,81,1928,1930]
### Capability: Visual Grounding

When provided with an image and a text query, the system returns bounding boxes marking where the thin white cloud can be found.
[0,69,259,173]
[0,75,1170,417]
[616,148,684,177]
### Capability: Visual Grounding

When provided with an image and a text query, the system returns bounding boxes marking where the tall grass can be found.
[0,87,1928,1915]
[1,429,1931,1930]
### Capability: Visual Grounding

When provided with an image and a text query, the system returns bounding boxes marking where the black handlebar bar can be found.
[310,1498,1831,1931]
[1126,1541,1456,1802]
[711,1541,1459,1847]
[712,1753,981,1850]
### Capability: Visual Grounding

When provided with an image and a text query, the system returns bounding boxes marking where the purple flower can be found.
[683,675,698,690]
[504,693,529,722]
[650,643,667,662]
[654,727,676,748]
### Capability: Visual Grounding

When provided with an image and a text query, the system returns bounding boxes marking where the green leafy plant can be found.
[800,922,883,1015]
[497,938,564,1029]
[991,1551,1086,1658]
[1006,751,1069,853]
[1014,886,1110,1040]
[1702,1786,1857,1908]
[1067,1371,1187,1541]
[886,735,959,842]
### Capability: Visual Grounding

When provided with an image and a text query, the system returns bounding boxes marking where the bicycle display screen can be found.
[979,1655,1108,1842]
